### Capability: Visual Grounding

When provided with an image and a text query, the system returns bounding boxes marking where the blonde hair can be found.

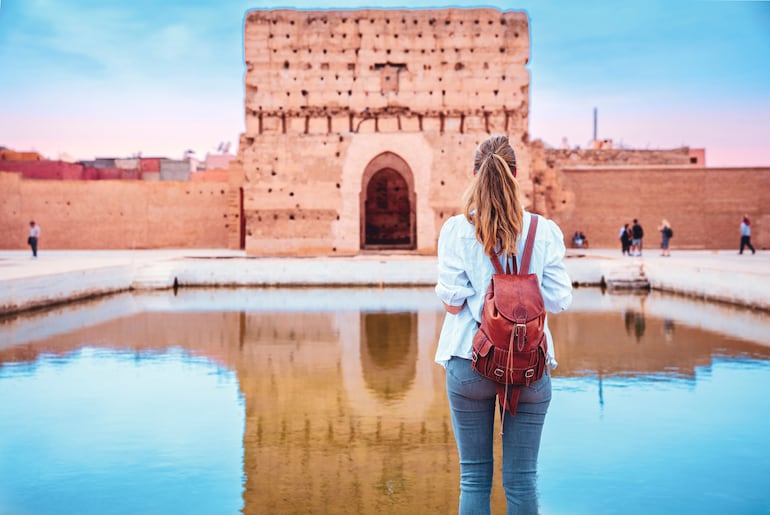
[463,135,523,257]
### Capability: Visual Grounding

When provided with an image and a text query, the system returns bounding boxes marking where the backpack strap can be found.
[490,253,506,275]
[489,215,539,275]
[518,215,539,275]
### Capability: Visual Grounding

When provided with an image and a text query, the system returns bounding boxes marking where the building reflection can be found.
[1,289,770,513]
[360,312,418,400]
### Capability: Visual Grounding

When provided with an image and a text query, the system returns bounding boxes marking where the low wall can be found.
[2,254,769,316]
[0,172,231,249]
[554,166,770,250]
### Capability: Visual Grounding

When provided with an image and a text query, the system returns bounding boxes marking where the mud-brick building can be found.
[237,8,533,255]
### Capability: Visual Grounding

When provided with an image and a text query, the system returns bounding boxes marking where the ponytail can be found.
[463,135,524,257]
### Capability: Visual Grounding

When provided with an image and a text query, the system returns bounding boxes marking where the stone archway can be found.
[360,152,416,250]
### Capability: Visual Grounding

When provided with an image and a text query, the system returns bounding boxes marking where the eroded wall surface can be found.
[553,167,770,250]
[530,144,695,219]
[239,8,532,255]
[0,173,231,249]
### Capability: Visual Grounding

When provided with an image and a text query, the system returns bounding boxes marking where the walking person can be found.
[619,223,631,255]
[435,135,572,514]
[658,219,672,257]
[739,215,756,255]
[631,218,644,256]
[28,220,40,259]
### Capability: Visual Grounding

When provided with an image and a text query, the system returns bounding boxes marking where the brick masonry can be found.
[238,8,533,256]
[552,166,770,250]
[0,173,230,249]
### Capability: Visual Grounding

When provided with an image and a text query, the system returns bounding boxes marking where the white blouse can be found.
[434,210,573,368]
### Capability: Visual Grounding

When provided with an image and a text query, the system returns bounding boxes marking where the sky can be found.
[0,0,768,166]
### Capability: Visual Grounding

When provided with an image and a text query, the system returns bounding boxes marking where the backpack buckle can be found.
[514,323,527,351]
[525,368,535,379]
[494,368,505,378]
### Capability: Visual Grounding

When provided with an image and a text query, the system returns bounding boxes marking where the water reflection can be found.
[361,312,418,400]
[1,288,769,514]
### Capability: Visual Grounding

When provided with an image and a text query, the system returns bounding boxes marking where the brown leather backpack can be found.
[471,215,547,422]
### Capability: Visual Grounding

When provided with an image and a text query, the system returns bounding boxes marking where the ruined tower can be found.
[237,8,531,255]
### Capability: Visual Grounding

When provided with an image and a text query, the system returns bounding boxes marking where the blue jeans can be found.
[446,357,551,515]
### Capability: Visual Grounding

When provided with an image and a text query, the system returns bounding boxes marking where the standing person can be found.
[28,220,40,259]
[739,215,756,255]
[619,223,631,255]
[572,231,584,248]
[435,135,572,514]
[658,219,672,257]
[631,218,644,256]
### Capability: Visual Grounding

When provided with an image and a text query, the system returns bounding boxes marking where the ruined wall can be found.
[529,142,695,219]
[0,172,231,249]
[552,166,770,250]
[240,8,532,256]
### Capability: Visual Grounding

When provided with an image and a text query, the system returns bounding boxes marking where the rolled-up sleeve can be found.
[435,218,475,307]
[540,219,573,313]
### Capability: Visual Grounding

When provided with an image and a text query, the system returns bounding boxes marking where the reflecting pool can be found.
[1,288,769,514]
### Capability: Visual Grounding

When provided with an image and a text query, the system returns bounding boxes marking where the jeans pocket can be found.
[447,357,486,386]
[522,371,552,403]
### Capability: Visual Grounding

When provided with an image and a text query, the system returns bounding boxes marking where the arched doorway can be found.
[360,152,416,250]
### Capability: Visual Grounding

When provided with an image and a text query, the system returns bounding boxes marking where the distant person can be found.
[658,219,672,257]
[28,220,40,259]
[619,223,631,255]
[435,135,572,514]
[631,219,644,256]
[739,215,756,255]
[572,231,587,248]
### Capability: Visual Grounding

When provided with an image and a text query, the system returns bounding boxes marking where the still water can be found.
[1,288,769,515]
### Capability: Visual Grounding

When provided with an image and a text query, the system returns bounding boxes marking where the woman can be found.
[435,135,572,514]
[739,215,756,255]
[658,219,672,257]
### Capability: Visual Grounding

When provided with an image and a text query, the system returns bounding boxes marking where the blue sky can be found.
[0,0,768,165]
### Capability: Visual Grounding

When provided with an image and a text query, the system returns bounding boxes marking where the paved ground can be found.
[0,247,768,314]
[1,247,768,279]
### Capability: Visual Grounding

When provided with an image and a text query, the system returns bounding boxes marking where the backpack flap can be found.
[490,273,544,325]
[486,273,545,352]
